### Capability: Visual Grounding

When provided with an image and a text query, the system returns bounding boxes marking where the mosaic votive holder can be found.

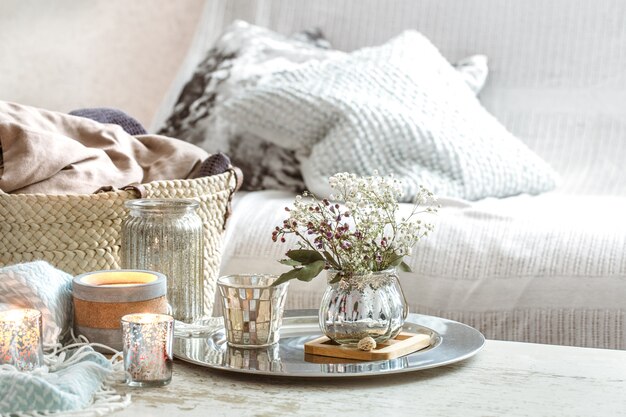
[121,313,174,387]
[0,308,44,371]
[225,343,283,372]
[217,274,289,348]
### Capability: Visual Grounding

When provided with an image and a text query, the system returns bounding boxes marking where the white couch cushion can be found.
[220,31,559,201]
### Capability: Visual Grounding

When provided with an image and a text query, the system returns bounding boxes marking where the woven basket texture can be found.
[0,171,238,315]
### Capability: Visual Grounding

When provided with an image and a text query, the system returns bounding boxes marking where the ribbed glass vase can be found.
[121,199,204,323]
[319,268,408,346]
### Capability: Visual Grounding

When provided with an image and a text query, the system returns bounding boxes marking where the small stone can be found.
[357,336,377,351]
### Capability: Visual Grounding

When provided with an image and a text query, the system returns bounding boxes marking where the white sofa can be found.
[162,0,625,350]
[3,0,625,349]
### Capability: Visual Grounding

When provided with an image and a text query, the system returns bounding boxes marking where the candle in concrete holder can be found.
[0,308,44,371]
[121,313,174,387]
[73,270,168,350]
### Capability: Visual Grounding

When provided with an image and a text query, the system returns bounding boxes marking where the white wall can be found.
[0,0,204,127]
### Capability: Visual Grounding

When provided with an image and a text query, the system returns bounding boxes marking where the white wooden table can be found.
[112,340,626,417]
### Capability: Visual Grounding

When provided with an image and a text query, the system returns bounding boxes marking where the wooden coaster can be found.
[304,332,431,361]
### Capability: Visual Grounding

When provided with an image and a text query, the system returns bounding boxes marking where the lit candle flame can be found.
[0,308,44,371]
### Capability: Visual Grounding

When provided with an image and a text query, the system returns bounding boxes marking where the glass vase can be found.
[121,199,204,323]
[319,268,408,346]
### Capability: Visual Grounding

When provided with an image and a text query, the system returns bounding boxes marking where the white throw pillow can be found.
[159,22,490,194]
[219,31,558,201]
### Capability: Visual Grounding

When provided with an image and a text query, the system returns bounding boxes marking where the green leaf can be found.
[295,260,326,282]
[387,253,404,267]
[272,270,299,286]
[323,250,341,269]
[286,249,324,264]
[399,261,412,272]
[272,260,326,286]
[279,258,302,267]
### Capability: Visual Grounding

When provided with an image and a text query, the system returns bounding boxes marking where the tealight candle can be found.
[0,308,44,371]
[121,313,174,387]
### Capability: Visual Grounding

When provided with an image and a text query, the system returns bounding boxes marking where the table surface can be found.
[112,339,626,417]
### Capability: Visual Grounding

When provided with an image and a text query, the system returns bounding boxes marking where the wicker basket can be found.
[0,169,241,316]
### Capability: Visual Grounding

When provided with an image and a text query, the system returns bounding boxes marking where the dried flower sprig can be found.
[272,172,438,286]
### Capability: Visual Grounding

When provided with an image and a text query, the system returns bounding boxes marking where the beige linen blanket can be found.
[0,101,208,194]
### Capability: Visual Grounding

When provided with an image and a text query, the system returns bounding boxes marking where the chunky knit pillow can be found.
[219,31,559,201]
[159,22,490,194]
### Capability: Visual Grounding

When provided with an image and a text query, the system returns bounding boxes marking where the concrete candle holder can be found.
[72,270,167,350]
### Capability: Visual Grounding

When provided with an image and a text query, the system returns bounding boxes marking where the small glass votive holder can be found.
[0,308,44,371]
[121,313,174,387]
[217,274,289,348]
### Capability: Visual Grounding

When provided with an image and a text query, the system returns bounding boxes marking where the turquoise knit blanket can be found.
[0,262,130,416]
[0,347,114,414]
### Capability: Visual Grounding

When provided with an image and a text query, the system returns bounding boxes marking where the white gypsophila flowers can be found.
[273,172,438,283]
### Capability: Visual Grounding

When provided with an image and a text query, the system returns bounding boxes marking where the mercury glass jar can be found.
[319,268,408,346]
[122,199,204,323]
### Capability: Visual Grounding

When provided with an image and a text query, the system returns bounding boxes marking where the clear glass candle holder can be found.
[122,199,204,323]
[217,274,289,348]
[0,308,44,371]
[121,313,174,387]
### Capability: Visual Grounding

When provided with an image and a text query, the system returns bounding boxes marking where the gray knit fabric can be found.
[220,31,559,201]
[158,21,488,194]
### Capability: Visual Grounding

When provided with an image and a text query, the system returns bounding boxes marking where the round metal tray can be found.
[174,309,485,377]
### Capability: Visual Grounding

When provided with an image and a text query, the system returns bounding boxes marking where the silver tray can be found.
[174,309,485,377]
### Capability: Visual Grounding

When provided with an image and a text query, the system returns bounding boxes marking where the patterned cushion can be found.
[158,21,489,194]
[219,31,559,201]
